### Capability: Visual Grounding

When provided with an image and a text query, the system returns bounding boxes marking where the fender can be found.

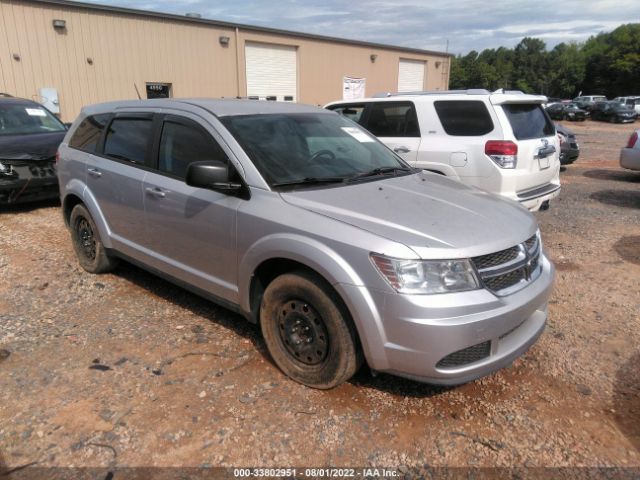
[63,178,113,249]
[238,233,389,369]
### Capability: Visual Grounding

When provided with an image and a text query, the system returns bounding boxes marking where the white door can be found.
[398,59,425,92]
[245,42,297,101]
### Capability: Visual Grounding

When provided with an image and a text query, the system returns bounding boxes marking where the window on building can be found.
[146,83,172,99]
[158,120,228,179]
[434,100,494,136]
[103,117,152,164]
[68,114,110,153]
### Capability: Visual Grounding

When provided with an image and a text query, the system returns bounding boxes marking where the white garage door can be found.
[398,59,425,92]
[245,42,297,101]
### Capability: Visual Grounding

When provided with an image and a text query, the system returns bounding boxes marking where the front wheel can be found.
[260,271,362,389]
[69,204,118,273]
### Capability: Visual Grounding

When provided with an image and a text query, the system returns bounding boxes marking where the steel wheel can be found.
[76,217,97,261]
[278,299,329,365]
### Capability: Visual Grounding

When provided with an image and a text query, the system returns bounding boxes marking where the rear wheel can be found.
[260,271,361,389]
[69,204,118,273]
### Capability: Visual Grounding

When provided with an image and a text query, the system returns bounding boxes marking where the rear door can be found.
[496,102,559,192]
[360,101,421,163]
[85,113,154,254]
[142,113,241,302]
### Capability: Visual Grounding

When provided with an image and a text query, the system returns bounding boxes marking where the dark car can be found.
[546,103,587,121]
[0,95,66,204]
[556,123,580,165]
[590,101,637,123]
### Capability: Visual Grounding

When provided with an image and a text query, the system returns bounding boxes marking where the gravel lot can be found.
[0,120,638,474]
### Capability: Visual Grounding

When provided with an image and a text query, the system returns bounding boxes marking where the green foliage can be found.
[449,23,640,98]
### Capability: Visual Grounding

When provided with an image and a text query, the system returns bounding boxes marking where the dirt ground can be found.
[0,120,639,476]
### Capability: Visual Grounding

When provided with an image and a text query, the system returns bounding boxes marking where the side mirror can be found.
[185,161,242,193]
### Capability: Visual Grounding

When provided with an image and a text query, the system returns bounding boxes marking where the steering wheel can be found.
[310,150,336,162]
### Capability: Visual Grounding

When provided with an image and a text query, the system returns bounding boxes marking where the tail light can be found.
[627,131,638,149]
[485,140,518,169]
[55,150,61,164]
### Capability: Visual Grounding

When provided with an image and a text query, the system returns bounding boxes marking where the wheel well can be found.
[249,257,364,364]
[62,194,83,227]
[249,259,315,323]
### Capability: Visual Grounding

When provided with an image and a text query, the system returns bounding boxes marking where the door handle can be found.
[394,146,411,154]
[145,187,166,198]
[87,168,102,178]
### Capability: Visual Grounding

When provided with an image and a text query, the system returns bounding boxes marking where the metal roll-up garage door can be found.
[245,42,297,101]
[398,59,425,92]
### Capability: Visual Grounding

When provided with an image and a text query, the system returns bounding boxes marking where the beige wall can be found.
[0,0,450,121]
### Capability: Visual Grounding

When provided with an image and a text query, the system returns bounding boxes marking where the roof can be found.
[27,0,452,58]
[81,98,327,117]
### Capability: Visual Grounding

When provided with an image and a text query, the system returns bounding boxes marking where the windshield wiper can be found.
[271,176,347,188]
[346,166,412,183]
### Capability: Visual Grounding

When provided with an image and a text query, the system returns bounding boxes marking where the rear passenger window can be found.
[158,121,228,179]
[366,102,420,137]
[434,101,494,136]
[104,117,152,164]
[329,104,366,124]
[68,114,110,153]
[502,104,555,140]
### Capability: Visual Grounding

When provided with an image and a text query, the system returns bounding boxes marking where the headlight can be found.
[0,162,14,176]
[370,254,480,294]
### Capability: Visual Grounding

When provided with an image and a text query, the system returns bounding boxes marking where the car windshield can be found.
[221,112,411,188]
[0,103,66,136]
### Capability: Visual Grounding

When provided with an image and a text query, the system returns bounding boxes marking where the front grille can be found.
[473,246,519,269]
[472,233,542,296]
[436,341,491,368]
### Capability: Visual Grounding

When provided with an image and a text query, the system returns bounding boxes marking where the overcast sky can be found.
[84,0,640,54]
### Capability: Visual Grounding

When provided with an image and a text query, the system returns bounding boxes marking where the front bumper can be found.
[341,255,554,385]
[0,163,59,204]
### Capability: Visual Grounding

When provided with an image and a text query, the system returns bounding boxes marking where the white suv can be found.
[326,89,561,211]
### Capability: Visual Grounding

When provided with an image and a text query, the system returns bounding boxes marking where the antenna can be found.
[134,83,141,100]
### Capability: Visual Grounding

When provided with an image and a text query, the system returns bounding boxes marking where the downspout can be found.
[235,27,242,97]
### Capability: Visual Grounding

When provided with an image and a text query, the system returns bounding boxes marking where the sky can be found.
[83,0,640,55]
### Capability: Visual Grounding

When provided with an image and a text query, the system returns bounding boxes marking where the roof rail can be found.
[373,89,492,97]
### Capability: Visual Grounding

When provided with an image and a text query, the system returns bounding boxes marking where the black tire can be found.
[260,271,362,389]
[69,204,118,273]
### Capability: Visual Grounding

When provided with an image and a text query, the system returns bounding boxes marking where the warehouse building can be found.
[0,0,451,121]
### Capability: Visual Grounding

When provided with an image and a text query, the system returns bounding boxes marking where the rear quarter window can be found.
[434,100,494,136]
[502,103,555,140]
[69,114,110,153]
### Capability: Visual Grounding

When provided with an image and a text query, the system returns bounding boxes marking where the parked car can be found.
[0,94,67,204]
[613,96,640,115]
[546,103,587,121]
[573,95,607,112]
[326,89,561,212]
[57,99,554,389]
[556,123,580,165]
[620,130,640,171]
[591,101,637,123]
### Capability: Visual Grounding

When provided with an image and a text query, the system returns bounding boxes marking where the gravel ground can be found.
[0,120,638,475]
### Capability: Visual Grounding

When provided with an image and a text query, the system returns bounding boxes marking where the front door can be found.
[142,114,241,302]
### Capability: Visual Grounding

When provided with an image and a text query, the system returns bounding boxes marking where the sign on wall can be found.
[343,76,366,100]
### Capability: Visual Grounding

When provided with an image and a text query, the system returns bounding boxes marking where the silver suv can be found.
[58,99,554,389]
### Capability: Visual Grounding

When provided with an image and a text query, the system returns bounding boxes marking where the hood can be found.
[281,172,538,259]
[0,131,65,161]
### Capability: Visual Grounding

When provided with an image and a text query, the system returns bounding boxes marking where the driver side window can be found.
[158,120,228,179]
